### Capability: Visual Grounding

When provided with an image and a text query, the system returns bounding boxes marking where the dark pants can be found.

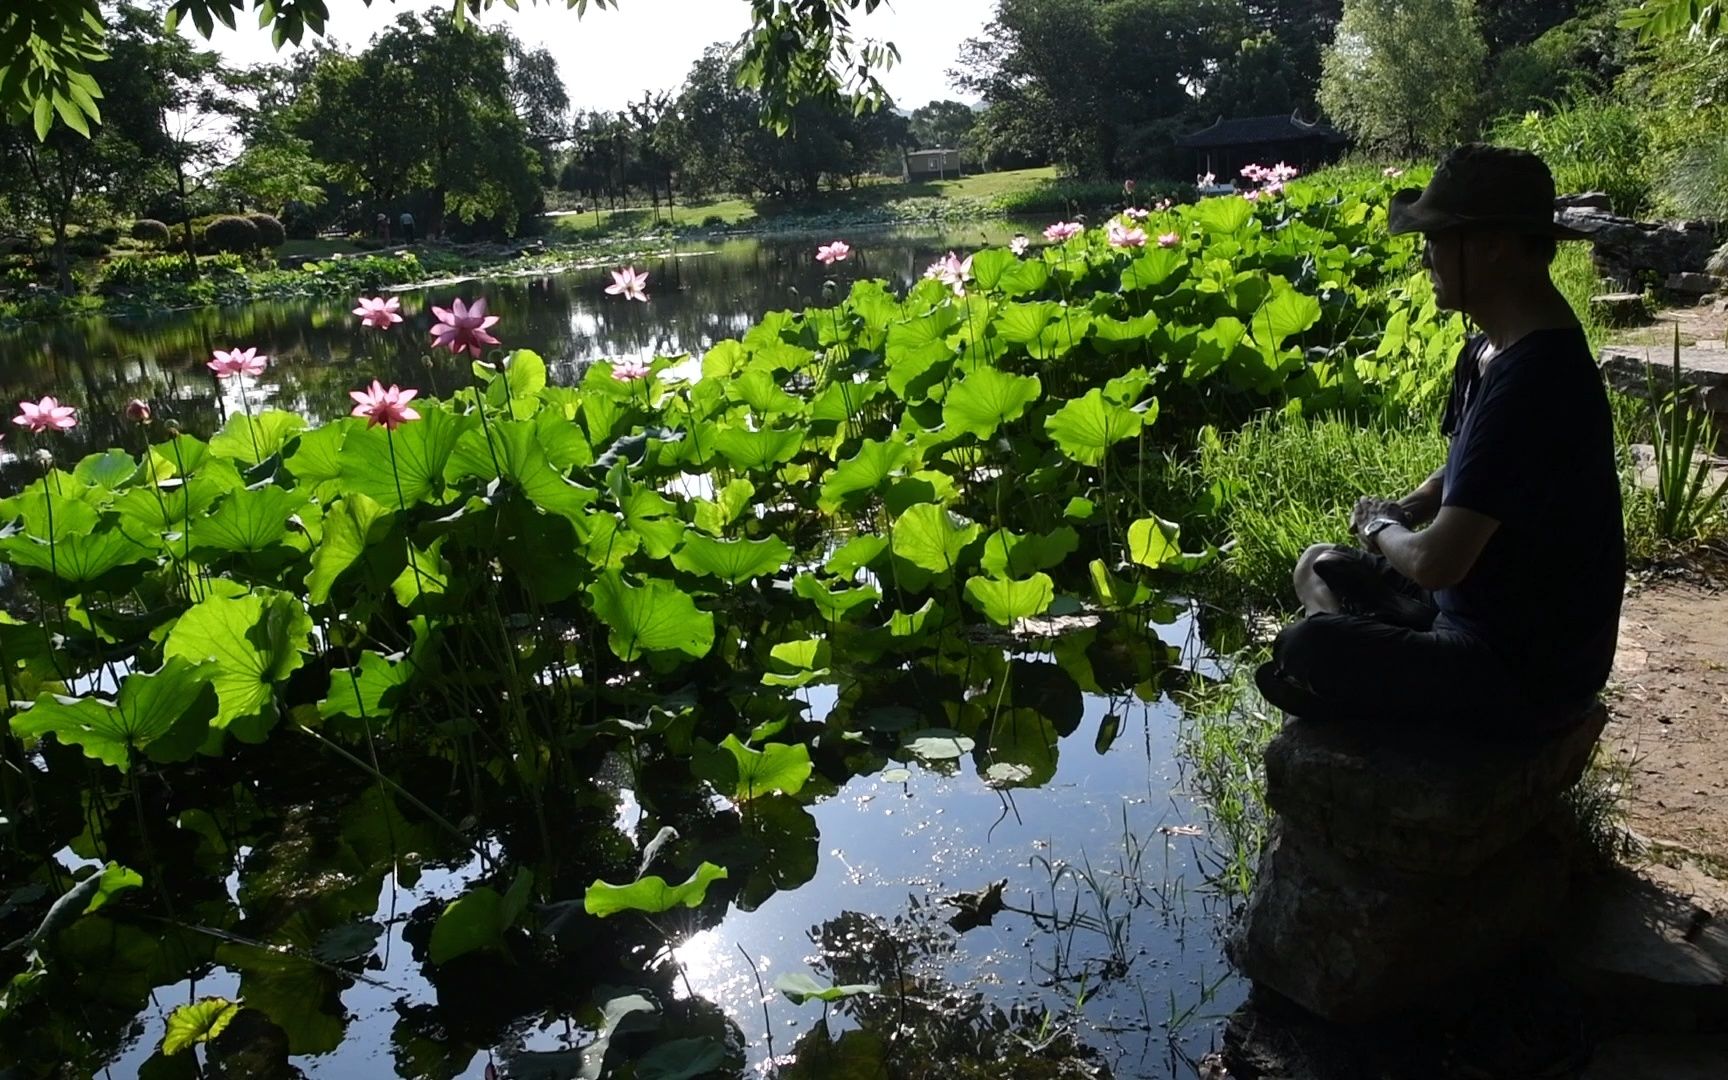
[1258,547,1581,735]
[402,223,416,243]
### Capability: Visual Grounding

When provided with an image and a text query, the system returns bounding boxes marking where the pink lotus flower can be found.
[1269,162,1299,182]
[125,399,152,424]
[923,252,973,296]
[208,347,268,379]
[1242,189,1262,202]
[604,267,650,303]
[816,240,851,266]
[1009,235,1030,257]
[1123,178,1137,194]
[1384,166,1405,178]
[1155,197,1173,211]
[1043,221,1083,243]
[611,358,652,382]
[348,381,422,430]
[13,396,77,433]
[1107,222,1147,249]
[1157,232,1180,248]
[429,298,501,358]
[1197,172,1216,187]
[1241,164,1268,183]
[353,295,403,330]
[1125,207,1150,221]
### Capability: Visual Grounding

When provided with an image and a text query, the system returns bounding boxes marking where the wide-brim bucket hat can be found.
[1388,143,1591,241]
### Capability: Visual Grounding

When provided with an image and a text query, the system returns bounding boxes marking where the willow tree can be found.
[1319,0,1488,156]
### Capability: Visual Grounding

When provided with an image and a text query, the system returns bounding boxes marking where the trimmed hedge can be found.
[202,215,261,254]
[131,219,171,245]
[245,212,286,249]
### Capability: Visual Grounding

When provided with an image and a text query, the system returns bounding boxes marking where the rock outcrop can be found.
[1556,207,1719,287]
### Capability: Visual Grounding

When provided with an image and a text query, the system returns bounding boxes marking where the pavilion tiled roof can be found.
[1176,111,1346,149]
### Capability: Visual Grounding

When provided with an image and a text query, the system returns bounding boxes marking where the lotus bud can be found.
[33,448,54,470]
[822,279,838,299]
[164,419,182,435]
[125,398,152,424]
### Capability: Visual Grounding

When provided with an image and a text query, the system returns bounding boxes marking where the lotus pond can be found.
[0,183,1464,1078]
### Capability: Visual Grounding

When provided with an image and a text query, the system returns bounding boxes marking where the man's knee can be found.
[1293,542,1349,593]
[1272,613,1353,683]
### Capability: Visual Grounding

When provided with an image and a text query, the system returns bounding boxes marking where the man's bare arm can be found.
[1396,468,1447,527]
[1372,505,1499,590]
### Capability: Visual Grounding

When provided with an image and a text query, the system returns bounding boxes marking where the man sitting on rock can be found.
[1256,144,1625,732]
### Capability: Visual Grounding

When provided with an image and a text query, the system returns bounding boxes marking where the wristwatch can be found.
[1362,517,1403,541]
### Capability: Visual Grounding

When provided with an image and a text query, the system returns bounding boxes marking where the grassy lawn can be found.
[545,167,1064,242]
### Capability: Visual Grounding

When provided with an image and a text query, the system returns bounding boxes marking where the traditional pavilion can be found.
[1176,112,1348,181]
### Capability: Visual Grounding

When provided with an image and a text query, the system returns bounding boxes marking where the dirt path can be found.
[1606,570,1728,871]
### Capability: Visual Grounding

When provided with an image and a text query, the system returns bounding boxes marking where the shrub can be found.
[99,254,195,288]
[131,219,171,245]
[701,214,728,229]
[94,226,121,244]
[66,235,108,258]
[202,215,261,254]
[245,212,286,249]
[1493,98,1652,215]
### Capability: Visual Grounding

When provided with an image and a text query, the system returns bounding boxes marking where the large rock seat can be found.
[1230,704,1608,1024]
[1265,704,1607,876]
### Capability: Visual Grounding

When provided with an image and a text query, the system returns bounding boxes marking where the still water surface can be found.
[4,225,1244,1078]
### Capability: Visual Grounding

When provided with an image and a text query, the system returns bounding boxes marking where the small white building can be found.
[903,148,965,182]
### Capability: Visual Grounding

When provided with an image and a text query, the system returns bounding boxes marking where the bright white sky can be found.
[189,0,997,112]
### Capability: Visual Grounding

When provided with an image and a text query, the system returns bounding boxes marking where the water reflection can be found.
[0,224,1028,487]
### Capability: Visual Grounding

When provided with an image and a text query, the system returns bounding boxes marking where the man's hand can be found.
[1350,496,1407,547]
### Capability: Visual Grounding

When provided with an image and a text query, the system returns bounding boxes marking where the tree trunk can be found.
[50,220,72,296]
[176,163,200,278]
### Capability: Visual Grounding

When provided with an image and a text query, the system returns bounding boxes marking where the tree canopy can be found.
[2,0,900,140]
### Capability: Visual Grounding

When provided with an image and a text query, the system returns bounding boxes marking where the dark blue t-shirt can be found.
[1436,327,1623,704]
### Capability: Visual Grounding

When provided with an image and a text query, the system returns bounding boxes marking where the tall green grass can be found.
[1192,412,1449,608]
[1175,655,1279,900]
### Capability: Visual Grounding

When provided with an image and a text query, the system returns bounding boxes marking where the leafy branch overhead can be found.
[3,0,898,139]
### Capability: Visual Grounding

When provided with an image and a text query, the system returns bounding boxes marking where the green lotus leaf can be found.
[160,995,240,1050]
[1089,558,1154,610]
[824,534,889,577]
[997,257,1051,297]
[319,650,412,725]
[694,734,812,801]
[963,572,1055,626]
[162,997,241,1056]
[505,348,547,405]
[712,426,804,473]
[1126,515,1182,569]
[1193,196,1254,234]
[693,478,755,536]
[208,410,306,468]
[764,637,830,687]
[340,405,468,508]
[284,418,349,494]
[993,301,1058,350]
[163,587,312,743]
[792,573,880,621]
[391,537,451,606]
[942,366,1041,441]
[891,503,980,574]
[0,527,154,584]
[1252,284,1322,354]
[774,972,879,1005]
[589,572,714,660]
[305,493,393,605]
[978,527,1079,578]
[905,729,975,761]
[818,439,915,513]
[731,369,805,417]
[670,532,791,585]
[114,464,242,533]
[1043,387,1148,466]
[583,862,728,918]
[1187,317,1249,381]
[428,869,534,965]
[888,597,941,637]
[11,658,216,770]
[73,449,138,490]
[193,484,305,554]
[1120,247,1186,293]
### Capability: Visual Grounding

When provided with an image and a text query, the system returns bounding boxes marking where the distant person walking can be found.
[399,210,416,244]
[375,211,390,242]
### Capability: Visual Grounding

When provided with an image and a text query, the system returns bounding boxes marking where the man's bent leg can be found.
[1262,613,1512,725]
[1293,544,1350,614]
